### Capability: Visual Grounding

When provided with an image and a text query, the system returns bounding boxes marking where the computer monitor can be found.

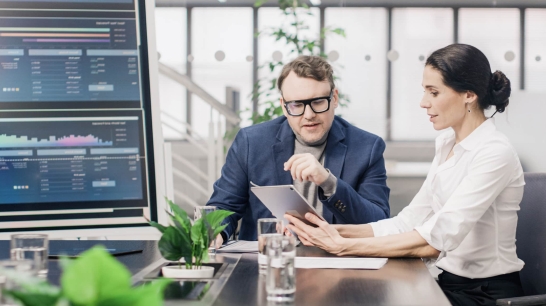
[0,0,167,238]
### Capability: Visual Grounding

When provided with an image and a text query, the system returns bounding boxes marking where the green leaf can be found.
[332,28,346,37]
[149,221,167,234]
[61,246,132,304]
[158,226,192,262]
[97,278,171,306]
[166,198,191,233]
[254,0,268,7]
[213,224,229,238]
[3,291,61,306]
[204,210,234,229]
[191,218,211,265]
[191,219,205,247]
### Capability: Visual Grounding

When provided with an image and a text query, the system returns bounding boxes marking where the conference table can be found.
[0,240,451,306]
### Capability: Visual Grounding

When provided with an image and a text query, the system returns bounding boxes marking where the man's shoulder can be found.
[239,116,287,140]
[334,116,383,144]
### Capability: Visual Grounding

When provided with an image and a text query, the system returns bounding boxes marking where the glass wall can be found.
[459,8,520,92]
[155,7,187,139]
[325,8,388,138]
[191,8,253,135]
[257,7,320,116]
[526,9,546,92]
[154,4,542,151]
[391,8,454,141]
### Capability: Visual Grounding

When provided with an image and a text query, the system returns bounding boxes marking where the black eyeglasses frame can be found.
[281,90,333,116]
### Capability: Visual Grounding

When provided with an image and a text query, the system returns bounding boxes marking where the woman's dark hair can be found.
[425,44,511,114]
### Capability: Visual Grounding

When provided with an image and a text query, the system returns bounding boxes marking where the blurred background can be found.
[154,0,546,216]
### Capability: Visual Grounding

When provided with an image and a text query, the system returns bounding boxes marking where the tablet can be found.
[251,184,326,226]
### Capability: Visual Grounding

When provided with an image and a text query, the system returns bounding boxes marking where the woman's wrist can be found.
[335,237,357,256]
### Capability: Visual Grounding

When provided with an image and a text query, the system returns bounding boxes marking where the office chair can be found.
[497,173,546,306]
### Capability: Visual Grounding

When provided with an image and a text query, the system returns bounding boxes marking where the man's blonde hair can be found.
[277,55,335,92]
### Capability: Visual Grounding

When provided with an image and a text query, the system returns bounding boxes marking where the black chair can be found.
[497,173,546,306]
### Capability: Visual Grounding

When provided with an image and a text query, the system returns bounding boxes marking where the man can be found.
[207,55,390,244]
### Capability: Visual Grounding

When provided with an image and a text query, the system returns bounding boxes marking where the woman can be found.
[285,43,525,306]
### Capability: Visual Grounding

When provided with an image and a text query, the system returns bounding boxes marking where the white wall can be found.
[494,90,546,172]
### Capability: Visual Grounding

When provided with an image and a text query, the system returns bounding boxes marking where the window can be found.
[155,7,187,139]
[391,8,454,140]
[525,9,546,92]
[325,8,388,138]
[459,8,520,90]
[257,7,320,115]
[192,8,253,135]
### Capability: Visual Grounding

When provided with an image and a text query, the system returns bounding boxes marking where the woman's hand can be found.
[284,213,348,255]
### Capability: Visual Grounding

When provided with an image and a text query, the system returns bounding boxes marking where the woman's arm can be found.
[341,230,440,258]
[286,213,440,258]
[332,224,375,238]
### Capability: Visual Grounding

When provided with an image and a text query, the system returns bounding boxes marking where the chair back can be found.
[517,172,546,295]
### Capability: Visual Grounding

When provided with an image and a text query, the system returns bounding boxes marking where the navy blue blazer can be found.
[206,116,390,241]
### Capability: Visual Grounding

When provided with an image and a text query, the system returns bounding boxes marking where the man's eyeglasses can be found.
[282,90,333,116]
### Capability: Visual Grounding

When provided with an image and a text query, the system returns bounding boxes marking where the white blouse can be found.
[370,119,525,279]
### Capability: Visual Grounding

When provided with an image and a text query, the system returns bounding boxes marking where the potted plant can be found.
[149,199,233,279]
[1,246,171,306]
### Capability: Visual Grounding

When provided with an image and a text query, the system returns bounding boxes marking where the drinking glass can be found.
[265,235,296,302]
[257,218,283,274]
[194,206,217,255]
[0,260,34,306]
[10,234,48,276]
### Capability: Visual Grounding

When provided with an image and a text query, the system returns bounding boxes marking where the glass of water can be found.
[257,218,283,275]
[10,234,48,276]
[194,206,217,255]
[265,235,296,302]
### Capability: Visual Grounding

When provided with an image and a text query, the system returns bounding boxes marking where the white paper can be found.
[217,240,259,253]
[294,257,388,270]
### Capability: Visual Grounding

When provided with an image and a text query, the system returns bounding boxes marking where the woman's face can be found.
[420,65,470,131]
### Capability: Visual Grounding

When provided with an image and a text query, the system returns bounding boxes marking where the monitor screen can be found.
[0,0,156,231]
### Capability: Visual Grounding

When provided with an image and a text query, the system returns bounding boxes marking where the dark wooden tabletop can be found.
[0,240,450,305]
[214,246,451,306]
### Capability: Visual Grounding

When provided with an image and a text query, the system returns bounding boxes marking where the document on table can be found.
[217,240,259,253]
[295,257,388,270]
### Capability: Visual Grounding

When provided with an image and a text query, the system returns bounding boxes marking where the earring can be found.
[467,103,471,113]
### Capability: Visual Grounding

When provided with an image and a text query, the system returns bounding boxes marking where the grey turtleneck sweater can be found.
[292,132,338,217]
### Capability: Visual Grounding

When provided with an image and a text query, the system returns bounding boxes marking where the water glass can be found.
[265,235,296,302]
[10,234,48,276]
[257,218,283,274]
[194,206,217,255]
[0,260,34,306]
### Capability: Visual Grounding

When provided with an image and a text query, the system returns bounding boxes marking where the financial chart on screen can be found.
[0,0,155,230]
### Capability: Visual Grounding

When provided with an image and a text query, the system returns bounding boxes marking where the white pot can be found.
[161,265,215,279]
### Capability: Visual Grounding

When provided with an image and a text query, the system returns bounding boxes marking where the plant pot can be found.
[161,265,215,279]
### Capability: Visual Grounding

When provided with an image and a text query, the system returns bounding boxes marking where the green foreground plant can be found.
[149,199,234,269]
[1,246,171,306]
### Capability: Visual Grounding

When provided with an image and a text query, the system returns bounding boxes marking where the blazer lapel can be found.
[324,119,347,179]
[272,120,295,185]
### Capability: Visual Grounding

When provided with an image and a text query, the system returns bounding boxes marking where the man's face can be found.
[280,71,338,144]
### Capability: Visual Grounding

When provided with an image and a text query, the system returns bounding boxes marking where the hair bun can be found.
[488,70,511,113]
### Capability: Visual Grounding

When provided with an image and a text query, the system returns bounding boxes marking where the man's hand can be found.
[212,234,224,249]
[284,153,329,186]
